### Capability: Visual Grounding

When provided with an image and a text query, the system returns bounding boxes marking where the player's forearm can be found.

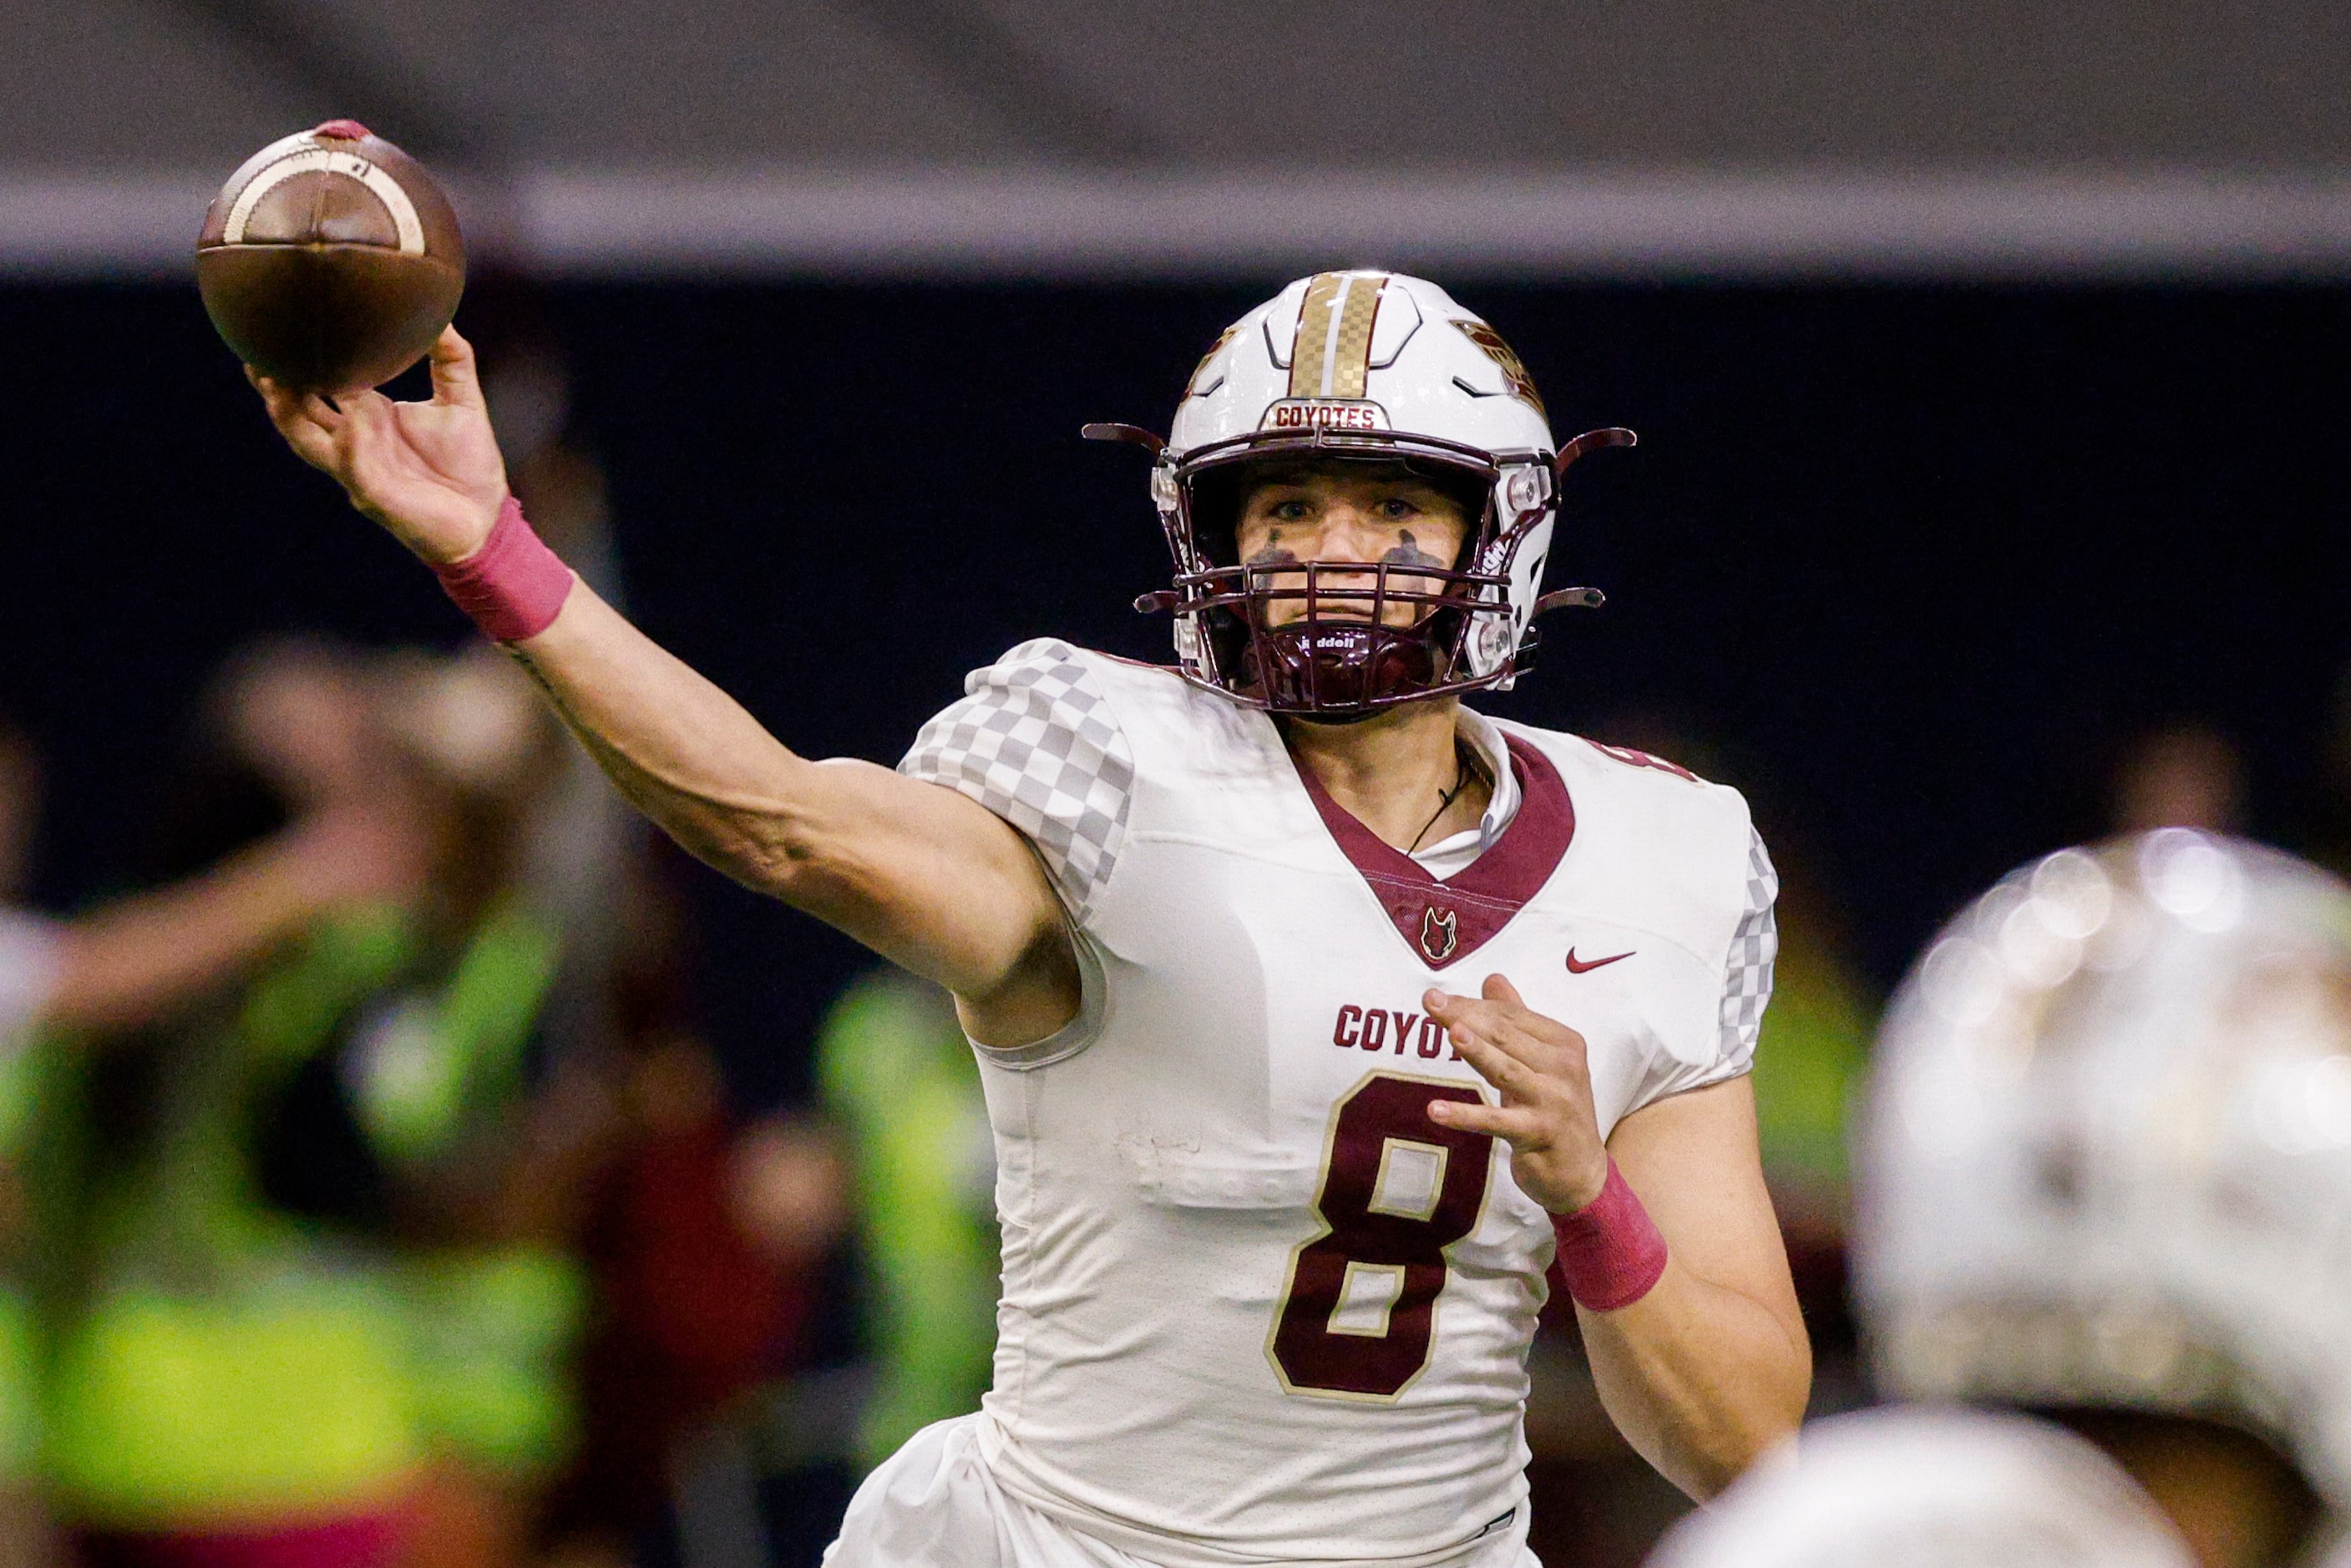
[504,580,828,894]
[1578,1257,1811,1500]
[42,837,325,1031]
[504,586,1072,1018]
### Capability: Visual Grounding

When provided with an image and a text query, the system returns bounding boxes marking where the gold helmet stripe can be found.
[1288,271,1387,401]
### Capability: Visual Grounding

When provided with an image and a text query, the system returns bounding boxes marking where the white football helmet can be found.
[1856,831,2351,1505]
[1647,1407,2194,1568]
[1093,271,1630,716]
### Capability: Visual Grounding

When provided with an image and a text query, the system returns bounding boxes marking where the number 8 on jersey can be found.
[1269,1072,1497,1400]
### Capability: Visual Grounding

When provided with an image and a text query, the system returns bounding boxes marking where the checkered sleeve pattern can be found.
[898,639,1136,922]
[1717,827,1780,1069]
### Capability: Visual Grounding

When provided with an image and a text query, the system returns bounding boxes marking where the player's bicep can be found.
[781,758,1072,1006]
[1607,1077,1801,1333]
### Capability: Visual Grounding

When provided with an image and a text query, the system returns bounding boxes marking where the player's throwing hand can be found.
[1425,974,1612,1214]
[250,326,509,565]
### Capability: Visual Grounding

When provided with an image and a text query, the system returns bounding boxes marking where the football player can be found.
[1852,831,2351,1568]
[252,271,1810,1566]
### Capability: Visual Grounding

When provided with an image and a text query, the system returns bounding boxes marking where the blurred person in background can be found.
[362,647,613,1568]
[463,281,633,1076]
[813,969,996,1473]
[400,313,648,1561]
[35,640,590,1568]
[1742,839,1874,1270]
[1852,831,2351,1568]
[0,687,424,1568]
[544,847,848,1568]
[719,1108,852,1568]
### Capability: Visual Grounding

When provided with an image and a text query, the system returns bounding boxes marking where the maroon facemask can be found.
[1248,622,1438,716]
[1095,422,1629,719]
[1178,553,1498,721]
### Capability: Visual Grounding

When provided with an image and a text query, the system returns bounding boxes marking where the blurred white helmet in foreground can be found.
[1647,1407,2192,1568]
[1856,831,2351,1504]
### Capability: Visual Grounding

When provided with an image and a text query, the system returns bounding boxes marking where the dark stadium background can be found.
[3,280,2347,1107]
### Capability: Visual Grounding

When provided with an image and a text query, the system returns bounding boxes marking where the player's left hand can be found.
[1423,974,1611,1215]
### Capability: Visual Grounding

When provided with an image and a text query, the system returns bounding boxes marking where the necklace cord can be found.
[1408,741,1487,855]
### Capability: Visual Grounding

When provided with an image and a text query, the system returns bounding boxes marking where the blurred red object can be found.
[545,1034,842,1550]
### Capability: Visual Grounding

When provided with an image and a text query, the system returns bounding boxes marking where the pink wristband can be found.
[1549,1157,1670,1312]
[433,495,575,643]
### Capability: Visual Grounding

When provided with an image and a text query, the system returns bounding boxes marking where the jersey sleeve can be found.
[1717,827,1781,1068]
[1629,824,1779,1111]
[898,639,1136,924]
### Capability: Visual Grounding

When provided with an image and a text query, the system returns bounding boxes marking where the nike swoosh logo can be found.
[1564,948,1634,974]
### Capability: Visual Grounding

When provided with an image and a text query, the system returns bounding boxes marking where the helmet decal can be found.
[1452,318,1546,417]
[1259,398,1390,433]
[1186,324,1240,398]
[1288,271,1388,400]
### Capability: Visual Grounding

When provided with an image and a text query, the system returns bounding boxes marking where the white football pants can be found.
[821,1414,1541,1568]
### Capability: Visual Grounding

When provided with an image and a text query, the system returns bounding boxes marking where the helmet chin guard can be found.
[1192,556,1487,720]
[1097,271,1630,718]
[1249,623,1435,719]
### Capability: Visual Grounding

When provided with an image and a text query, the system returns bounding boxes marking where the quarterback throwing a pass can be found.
[255,271,1809,1566]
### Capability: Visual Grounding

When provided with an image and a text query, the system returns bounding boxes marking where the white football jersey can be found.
[901,640,1774,1567]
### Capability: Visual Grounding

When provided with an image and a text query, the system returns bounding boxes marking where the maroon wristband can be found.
[1549,1157,1670,1312]
[432,495,575,643]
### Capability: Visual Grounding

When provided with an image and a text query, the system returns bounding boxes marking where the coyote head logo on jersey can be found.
[1420,905,1459,963]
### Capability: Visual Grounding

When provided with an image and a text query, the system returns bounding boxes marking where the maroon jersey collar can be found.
[1290,731,1575,969]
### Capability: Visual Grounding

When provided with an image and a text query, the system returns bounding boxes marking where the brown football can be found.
[197,120,465,392]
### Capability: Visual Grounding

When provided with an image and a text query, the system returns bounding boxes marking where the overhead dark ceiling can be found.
[5,0,2348,277]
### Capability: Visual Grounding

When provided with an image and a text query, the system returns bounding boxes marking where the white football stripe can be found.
[222,143,424,254]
